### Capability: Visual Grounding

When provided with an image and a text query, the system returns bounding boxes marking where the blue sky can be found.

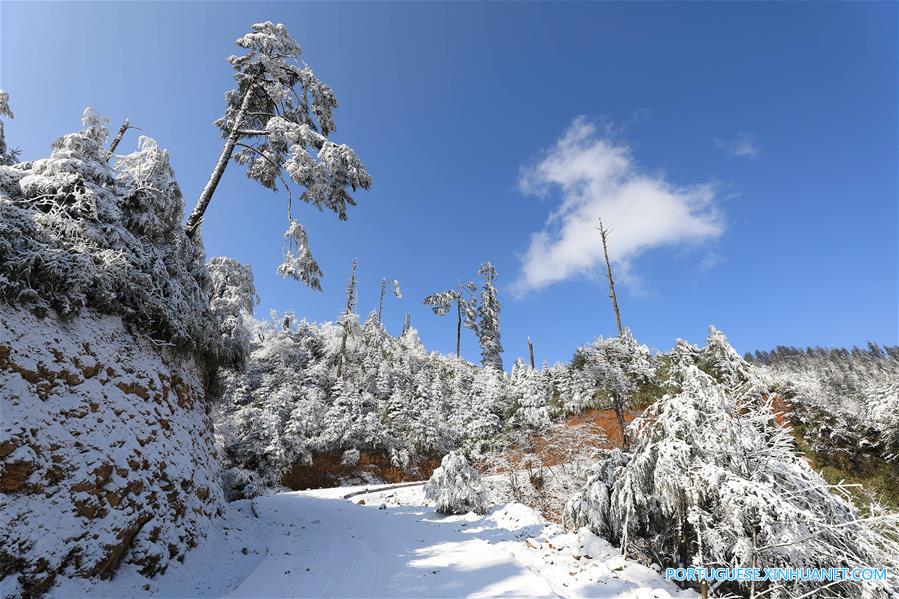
[2,1,896,366]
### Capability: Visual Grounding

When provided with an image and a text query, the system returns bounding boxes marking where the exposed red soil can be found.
[281,451,441,491]
[501,407,641,471]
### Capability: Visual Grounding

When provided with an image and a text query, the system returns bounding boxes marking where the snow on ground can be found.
[52,484,695,598]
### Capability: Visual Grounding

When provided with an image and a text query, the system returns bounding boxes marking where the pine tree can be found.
[335,258,358,378]
[184,22,371,291]
[475,262,504,370]
[423,281,477,358]
[0,90,18,165]
[425,451,489,515]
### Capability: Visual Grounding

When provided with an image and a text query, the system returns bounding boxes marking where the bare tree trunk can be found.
[186,85,256,237]
[598,218,624,337]
[107,118,131,158]
[378,279,386,323]
[335,259,357,378]
[455,299,462,358]
[402,313,411,335]
[528,336,535,368]
[336,326,349,378]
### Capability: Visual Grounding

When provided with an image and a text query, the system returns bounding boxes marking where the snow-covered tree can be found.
[423,281,477,358]
[425,451,489,515]
[0,107,219,355]
[565,337,899,598]
[184,22,371,292]
[0,90,18,165]
[335,258,359,377]
[572,329,656,450]
[474,261,504,370]
[208,257,257,366]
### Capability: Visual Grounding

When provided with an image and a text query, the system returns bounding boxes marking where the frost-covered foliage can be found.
[475,261,504,370]
[214,305,657,490]
[565,329,899,598]
[197,21,371,287]
[277,220,323,290]
[0,90,18,165]
[221,467,263,502]
[214,313,514,487]
[750,344,899,462]
[573,329,657,404]
[423,262,506,368]
[208,257,257,367]
[424,451,489,515]
[0,106,221,357]
[423,281,478,356]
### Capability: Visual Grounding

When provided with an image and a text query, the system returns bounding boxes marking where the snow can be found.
[51,484,695,598]
[0,306,223,595]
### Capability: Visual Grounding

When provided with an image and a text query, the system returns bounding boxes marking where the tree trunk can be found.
[455,299,462,358]
[335,259,358,378]
[613,394,629,451]
[336,325,349,378]
[598,219,624,336]
[528,336,535,368]
[107,118,130,157]
[378,280,386,323]
[185,85,256,237]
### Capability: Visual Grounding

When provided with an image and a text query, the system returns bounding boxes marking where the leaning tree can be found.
[185,22,371,290]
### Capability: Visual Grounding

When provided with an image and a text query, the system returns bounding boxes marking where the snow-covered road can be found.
[53,485,695,598]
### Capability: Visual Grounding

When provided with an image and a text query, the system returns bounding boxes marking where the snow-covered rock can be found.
[0,306,223,596]
[0,306,223,597]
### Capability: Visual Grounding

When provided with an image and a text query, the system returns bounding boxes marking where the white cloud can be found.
[715,131,760,159]
[514,117,724,294]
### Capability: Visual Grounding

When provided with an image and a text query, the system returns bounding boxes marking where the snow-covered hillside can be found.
[0,306,223,597]
[51,483,694,598]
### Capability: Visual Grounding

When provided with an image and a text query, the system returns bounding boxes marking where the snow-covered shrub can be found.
[341,449,361,466]
[425,451,489,515]
[565,330,899,598]
[221,467,263,502]
[0,106,220,358]
[208,257,257,367]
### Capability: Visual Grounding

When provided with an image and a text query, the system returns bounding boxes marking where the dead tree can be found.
[528,336,535,369]
[335,258,358,378]
[106,118,137,158]
[598,218,624,337]
[377,278,401,323]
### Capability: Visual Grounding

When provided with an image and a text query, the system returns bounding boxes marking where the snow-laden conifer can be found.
[475,262,504,370]
[565,333,899,598]
[185,22,371,291]
[425,451,490,515]
[0,106,219,355]
[208,257,257,366]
